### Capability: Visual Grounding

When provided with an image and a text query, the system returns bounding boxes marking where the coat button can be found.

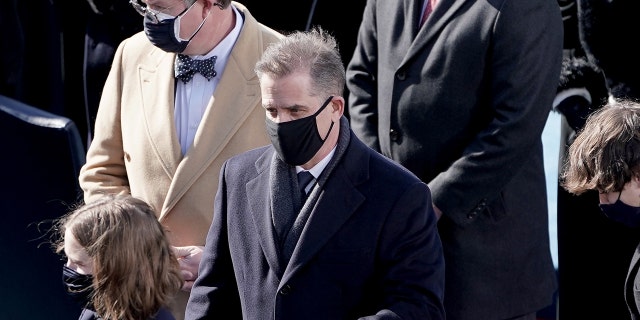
[396,71,406,80]
[279,285,292,295]
[390,128,400,141]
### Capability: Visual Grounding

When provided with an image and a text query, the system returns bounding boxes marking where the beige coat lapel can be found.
[139,48,182,187]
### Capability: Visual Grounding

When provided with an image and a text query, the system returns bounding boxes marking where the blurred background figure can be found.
[561,101,640,320]
[0,0,80,135]
[346,0,563,319]
[577,0,640,101]
[82,0,141,145]
[554,1,640,319]
[0,0,141,149]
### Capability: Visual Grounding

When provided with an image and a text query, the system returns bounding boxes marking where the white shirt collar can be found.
[296,146,336,179]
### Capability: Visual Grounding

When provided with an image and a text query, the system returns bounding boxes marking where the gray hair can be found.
[255,27,345,98]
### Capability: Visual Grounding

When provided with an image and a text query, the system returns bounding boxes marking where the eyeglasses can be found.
[129,0,194,24]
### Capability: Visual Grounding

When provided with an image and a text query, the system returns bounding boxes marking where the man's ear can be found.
[201,0,212,14]
[331,96,345,119]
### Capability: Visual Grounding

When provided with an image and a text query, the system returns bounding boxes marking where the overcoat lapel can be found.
[248,151,286,277]
[281,163,366,285]
[403,0,465,67]
[138,49,182,186]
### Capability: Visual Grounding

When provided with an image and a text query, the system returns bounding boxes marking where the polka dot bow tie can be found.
[175,54,217,83]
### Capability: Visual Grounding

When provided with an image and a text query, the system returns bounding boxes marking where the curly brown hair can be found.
[561,99,640,194]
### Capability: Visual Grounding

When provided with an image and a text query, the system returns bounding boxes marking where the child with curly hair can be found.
[52,195,183,320]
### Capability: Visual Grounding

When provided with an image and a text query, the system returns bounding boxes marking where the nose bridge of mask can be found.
[154,10,174,21]
[148,9,182,39]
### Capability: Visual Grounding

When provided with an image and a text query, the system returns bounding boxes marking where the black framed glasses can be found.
[129,0,194,24]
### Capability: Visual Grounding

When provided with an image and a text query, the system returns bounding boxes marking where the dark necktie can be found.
[297,171,315,201]
[175,54,217,83]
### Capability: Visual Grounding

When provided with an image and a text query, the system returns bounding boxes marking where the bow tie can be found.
[175,54,218,83]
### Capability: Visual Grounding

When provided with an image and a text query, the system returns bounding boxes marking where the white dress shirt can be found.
[174,5,243,156]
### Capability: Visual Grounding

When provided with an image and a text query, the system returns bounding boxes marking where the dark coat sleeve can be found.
[185,160,242,319]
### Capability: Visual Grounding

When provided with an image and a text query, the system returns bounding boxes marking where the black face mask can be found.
[143,3,206,53]
[62,265,94,308]
[599,191,640,228]
[266,96,334,166]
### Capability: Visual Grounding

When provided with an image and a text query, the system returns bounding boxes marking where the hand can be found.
[173,245,204,292]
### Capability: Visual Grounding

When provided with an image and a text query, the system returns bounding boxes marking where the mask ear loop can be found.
[311,96,334,117]
[186,0,226,40]
[176,1,209,42]
[186,13,209,42]
[313,96,334,141]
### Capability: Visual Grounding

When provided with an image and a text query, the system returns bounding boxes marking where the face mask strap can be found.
[321,120,335,141]
[178,0,197,17]
[175,0,207,42]
[312,96,334,117]
[187,13,209,41]
[312,96,334,141]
